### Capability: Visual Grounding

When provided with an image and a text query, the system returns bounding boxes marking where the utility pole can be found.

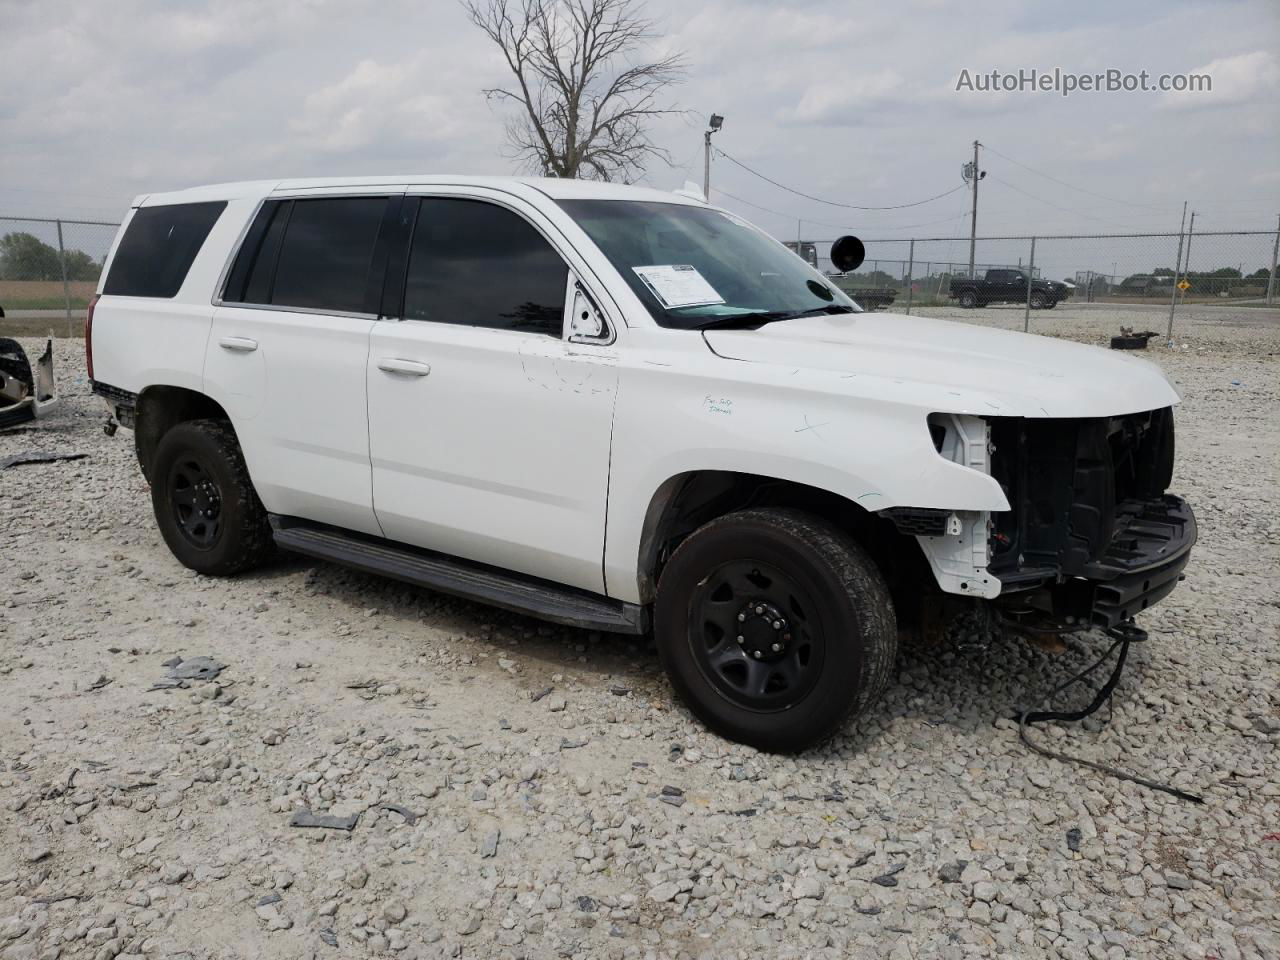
[703,113,724,200]
[964,140,984,277]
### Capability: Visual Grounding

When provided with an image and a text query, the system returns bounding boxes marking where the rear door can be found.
[205,189,402,535]
[366,190,619,593]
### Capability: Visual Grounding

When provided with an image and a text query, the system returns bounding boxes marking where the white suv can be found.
[89,176,1196,751]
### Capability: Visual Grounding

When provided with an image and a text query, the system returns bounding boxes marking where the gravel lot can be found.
[2,304,1278,960]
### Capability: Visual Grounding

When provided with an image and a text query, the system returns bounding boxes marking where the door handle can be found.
[376,358,432,377]
[218,336,258,352]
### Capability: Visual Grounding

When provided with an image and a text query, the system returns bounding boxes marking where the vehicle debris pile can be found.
[0,337,57,429]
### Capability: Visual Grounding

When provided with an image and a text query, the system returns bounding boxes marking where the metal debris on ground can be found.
[166,657,225,681]
[289,809,360,831]
[0,337,58,430]
[1110,327,1160,350]
[380,803,417,826]
[0,450,87,470]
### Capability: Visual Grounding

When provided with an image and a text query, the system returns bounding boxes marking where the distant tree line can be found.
[0,232,103,282]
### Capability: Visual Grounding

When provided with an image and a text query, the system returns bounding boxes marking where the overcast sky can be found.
[2,0,1277,254]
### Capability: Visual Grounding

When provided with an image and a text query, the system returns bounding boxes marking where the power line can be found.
[982,144,1175,211]
[987,175,1146,229]
[712,146,967,210]
[714,187,976,234]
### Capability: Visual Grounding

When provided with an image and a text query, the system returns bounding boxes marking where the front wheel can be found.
[1030,292,1047,309]
[654,508,897,753]
[150,419,273,576]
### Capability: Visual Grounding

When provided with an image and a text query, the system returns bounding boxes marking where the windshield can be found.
[557,199,858,330]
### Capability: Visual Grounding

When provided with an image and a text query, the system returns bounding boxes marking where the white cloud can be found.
[1158,49,1280,110]
[0,0,1276,234]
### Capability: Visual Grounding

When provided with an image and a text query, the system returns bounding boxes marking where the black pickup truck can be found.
[949,269,1069,309]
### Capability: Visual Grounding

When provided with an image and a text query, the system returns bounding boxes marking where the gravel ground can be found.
[2,304,1278,960]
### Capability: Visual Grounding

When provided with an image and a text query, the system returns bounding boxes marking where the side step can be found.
[269,516,648,635]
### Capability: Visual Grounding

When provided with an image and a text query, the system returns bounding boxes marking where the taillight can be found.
[85,294,99,381]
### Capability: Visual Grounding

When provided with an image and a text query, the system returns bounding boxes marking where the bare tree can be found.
[463,0,684,181]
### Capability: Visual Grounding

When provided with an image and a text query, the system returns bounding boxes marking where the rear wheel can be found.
[958,291,978,308]
[151,419,273,576]
[654,508,897,752]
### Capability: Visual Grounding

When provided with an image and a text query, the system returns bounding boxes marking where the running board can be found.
[269,516,648,635]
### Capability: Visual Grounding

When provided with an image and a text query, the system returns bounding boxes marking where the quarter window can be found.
[403,198,567,336]
[224,197,387,313]
[270,197,387,313]
[103,201,226,298]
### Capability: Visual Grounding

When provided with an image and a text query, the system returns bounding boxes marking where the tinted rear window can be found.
[103,201,226,298]
[270,197,387,313]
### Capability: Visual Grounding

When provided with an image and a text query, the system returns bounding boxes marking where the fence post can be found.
[904,240,915,315]
[1180,212,1196,305]
[1166,203,1188,343]
[1023,237,1036,333]
[1267,214,1280,306]
[55,219,73,338]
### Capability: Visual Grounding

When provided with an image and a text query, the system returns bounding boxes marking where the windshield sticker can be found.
[632,265,725,309]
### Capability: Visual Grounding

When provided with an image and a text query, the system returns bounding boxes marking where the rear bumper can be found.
[1087,495,1197,627]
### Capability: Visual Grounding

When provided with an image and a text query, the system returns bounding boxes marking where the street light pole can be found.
[703,113,724,200]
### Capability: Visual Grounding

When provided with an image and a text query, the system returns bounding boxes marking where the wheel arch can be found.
[632,469,929,605]
[134,384,234,483]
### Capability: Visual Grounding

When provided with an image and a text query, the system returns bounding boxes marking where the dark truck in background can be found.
[949,269,1070,309]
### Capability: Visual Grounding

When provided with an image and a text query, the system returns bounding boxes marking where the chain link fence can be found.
[2,215,1278,341]
[0,216,121,337]
[803,227,1280,335]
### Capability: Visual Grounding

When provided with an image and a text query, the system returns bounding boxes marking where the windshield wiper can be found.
[694,304,856,331]
[776,305,857,320]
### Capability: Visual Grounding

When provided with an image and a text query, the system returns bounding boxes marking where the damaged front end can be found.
[886,407,1196,637]
[0,337,58,429]
[988,407,1196,631]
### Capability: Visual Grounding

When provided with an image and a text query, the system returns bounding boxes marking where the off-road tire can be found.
[1030,292,1047,309]
[150,419,273,576]
[957,291,978,308]
[654,508,897,753]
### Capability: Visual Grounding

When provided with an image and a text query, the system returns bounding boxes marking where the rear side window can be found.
[103,201,226,298]
[223,196,388,314]
[403,198,567,336]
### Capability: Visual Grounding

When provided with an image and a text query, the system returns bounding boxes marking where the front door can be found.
[367,194,618,593]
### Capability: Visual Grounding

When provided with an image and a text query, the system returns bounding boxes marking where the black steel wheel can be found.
[150,419,273,576]
[689,559,825,712]
[166,455,223,548]
[1030,291,1047,309]
[655,508,897,753]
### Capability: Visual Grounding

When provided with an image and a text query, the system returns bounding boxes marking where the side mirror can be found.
[830,235,865,273]
[568,283,606,341]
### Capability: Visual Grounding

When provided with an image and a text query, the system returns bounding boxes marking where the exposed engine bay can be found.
[897,407,1195,635]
